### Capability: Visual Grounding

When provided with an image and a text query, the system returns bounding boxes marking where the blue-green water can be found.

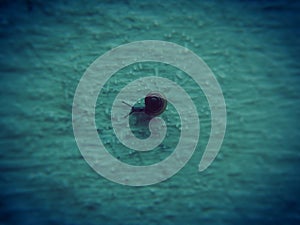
[1,0,300,224]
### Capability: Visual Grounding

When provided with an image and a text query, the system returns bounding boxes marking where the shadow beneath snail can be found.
[128,112,152,139]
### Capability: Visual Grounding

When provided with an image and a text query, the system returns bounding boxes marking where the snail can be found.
[123,92,167,117]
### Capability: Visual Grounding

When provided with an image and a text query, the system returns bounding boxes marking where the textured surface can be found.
[1,0,300,225]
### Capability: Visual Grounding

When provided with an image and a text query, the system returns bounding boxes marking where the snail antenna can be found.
[122,101,133,107]
[122,101,133,118]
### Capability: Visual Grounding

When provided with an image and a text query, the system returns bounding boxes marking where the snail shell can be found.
[144,92,167,117]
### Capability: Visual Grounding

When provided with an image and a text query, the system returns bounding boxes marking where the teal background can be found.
[0,0,299,224]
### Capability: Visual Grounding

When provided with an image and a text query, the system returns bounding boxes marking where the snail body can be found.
[123,92,167,117]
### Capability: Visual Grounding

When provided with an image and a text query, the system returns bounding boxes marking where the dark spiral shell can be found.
[144,92,167,117]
